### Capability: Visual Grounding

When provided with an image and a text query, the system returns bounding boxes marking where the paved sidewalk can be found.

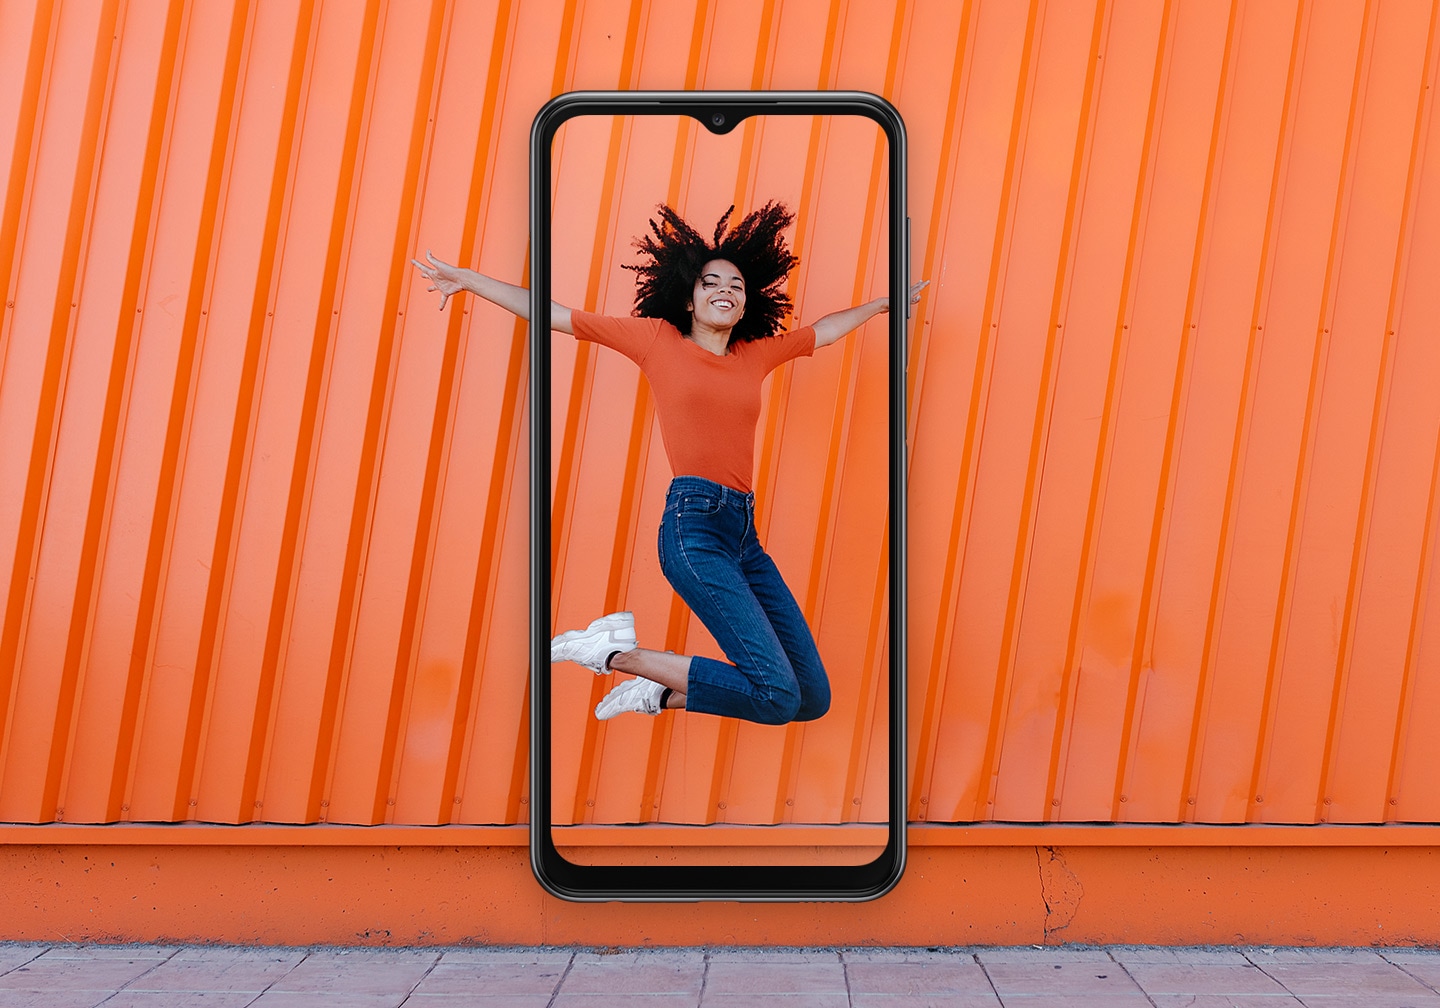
[3,943,1440,1007]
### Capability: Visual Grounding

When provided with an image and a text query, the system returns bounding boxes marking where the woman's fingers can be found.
[413,252,455,310]
[414,252,452,306]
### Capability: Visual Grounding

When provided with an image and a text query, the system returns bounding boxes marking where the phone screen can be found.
[531,93,905,900]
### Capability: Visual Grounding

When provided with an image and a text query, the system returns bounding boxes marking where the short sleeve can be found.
[571,310,664,366]
[749,325,817,372]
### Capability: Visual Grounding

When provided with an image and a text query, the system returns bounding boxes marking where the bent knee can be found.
[794,662,830,721]
[752,690,802,726]
[794,690,830,722]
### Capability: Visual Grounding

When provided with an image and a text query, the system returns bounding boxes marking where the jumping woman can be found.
[412,202,924,725]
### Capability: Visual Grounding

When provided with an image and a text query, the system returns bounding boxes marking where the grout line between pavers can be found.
[975,948,1005,1007]
[1107,947,1159,1008]
[397,950,444,1007]
[543,949,577,1008]
[245,944,311,1006]
[1385,954,1440,997]
[92,943,180,1007]
[0,945,46,979]
[1242,947,1309,1003]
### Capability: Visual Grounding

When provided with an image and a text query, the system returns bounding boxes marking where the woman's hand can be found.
[813,281,931,347]
[410,251,471,310]
[875,279,929,314]
[408,253,574,331]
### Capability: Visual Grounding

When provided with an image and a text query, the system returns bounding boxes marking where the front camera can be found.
[710,112,726,128]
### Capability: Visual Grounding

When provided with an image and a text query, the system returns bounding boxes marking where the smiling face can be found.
[687,259,747,333]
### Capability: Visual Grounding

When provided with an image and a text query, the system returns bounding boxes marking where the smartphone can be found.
[530,91,907,901]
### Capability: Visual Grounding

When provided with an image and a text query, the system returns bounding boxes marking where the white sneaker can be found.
[594,677,667,719]
[550,611,637,674]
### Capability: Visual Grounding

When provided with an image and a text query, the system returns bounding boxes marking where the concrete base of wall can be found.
[3,843,1437,946]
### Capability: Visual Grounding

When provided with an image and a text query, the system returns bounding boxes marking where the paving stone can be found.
[850,996,1002,1008]
[0,992,112,1008]
[841,948,980,964]
[701,961,847,995]
[1245,948,1389,964]
[36,946,177,960]
[0,945,48,975]
[269,952,436,995]
[167,947,306,963]
[0,957,161,991]
[1293,998,1440,1008]
[559,954,704,995]
[1386,956,1440,993]
[986,997,1153,1007]
[705,949,844,964]
[975,947,1115,964]
[102,994,259,1007]
[409,961,566,997]
[1380,949,1440,962]
[845,960,994,995]
[1123,963,1290,995]
[1147,998,1304,1008]
[433,948,574,966]
[124,954,301,992]
[698,995,849,1008]
[1110,946,1253,965]
[401,997,556,1008]
[247,993,409,1008]
[980,961,1143,997]
[1258,961,1435,997]
[550,996,702,1008]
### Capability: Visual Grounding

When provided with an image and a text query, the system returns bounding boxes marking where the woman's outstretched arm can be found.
[810,279,928,348]
[411,251,574,334]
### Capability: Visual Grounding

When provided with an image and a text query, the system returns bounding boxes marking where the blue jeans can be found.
[657,476,830,725]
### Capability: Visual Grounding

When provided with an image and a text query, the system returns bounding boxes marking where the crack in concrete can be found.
[1037,845,1085,943]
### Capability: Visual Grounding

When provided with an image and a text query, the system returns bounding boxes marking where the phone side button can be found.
[905,216,912,319]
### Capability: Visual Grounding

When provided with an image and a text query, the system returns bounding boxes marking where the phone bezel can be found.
[530,90,907,902]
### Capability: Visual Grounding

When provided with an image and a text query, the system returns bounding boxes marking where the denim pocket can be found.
[677,493,721,515]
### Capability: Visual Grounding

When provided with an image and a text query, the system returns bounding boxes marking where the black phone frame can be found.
[530,90,907,902]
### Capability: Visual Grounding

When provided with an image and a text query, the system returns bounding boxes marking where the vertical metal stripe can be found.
[306,0,387,825]
[1313,0,1434,821]
[1183,0,1309,824]
[371,0,457,826]
[955,0,1047,823]
[905,0,975,820]
[433,0,525,825]
[1382,0,1440,820]
[1113,0,1243,823]
[1248,0,1374,824]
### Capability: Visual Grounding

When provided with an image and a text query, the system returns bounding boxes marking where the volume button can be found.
[905,216,913,319]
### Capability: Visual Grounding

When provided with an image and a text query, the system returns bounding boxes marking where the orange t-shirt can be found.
[572,311,816,492]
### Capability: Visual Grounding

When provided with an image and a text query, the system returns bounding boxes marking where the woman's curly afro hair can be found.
[622,201,798,344]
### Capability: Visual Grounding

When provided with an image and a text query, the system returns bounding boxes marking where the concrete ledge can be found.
[3,842,1440,946]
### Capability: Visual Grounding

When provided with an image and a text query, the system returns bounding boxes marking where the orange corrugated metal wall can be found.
[2,0,1438,831]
